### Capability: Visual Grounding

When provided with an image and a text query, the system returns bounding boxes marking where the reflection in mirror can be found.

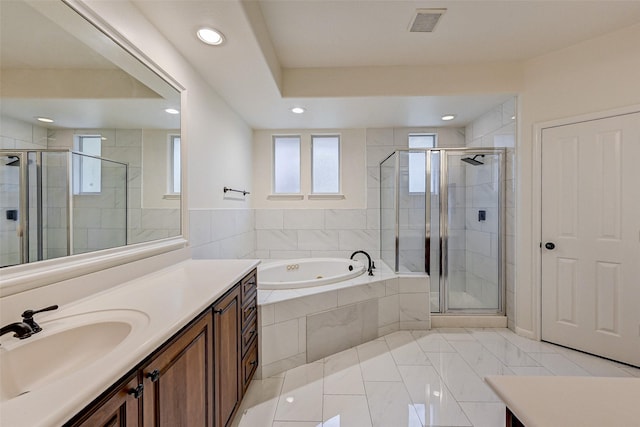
[0,0,181,268]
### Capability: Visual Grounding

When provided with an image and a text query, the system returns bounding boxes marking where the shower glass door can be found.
[439,150,504,313]
[1,153,24,267]
[380,152,398,271]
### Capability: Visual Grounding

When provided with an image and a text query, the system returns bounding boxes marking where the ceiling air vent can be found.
[409,8,446,33]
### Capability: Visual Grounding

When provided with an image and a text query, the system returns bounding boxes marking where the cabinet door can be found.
[142,312,213,427]
[66,374,141,427]
[213,285,241,427]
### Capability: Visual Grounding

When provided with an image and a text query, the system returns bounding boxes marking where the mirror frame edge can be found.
[0,0,189,297]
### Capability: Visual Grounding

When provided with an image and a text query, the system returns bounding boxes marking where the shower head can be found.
[461,154,485,166]
[5,156,20,166]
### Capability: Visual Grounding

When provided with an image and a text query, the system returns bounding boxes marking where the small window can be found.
[408,134,436,193]
[311,135,340,194]
[169,135,181,194]
[273,136,301,194]
[73,135,102,194]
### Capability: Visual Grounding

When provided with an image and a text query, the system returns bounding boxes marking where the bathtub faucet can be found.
[350,250,375,276]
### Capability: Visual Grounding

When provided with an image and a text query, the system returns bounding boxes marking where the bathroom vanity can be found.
[0,260,259,427]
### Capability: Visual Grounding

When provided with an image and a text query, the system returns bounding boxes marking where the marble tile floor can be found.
[232,328,640,427]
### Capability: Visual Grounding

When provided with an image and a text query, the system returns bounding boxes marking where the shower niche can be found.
[380,148,505,315]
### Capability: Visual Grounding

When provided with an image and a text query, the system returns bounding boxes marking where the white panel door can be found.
[541,112,640,367]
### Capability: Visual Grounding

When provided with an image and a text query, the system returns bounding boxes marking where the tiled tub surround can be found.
[254,208,378,260]
[256,261,430,378]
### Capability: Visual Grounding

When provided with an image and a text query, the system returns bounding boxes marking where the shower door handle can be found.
[544,242,556,250]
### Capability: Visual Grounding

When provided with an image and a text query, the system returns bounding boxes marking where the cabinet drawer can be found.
[241,314,257,356]
[241,297,257,330]
[241,341,258,394]
[241,271,257,304]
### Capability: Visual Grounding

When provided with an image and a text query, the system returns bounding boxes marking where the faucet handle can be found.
[21,305,59,319]
[21,305,58,333]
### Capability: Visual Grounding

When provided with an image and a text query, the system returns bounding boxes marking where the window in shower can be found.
[311,135,340,194]
[408,134,436,193]
[73,135,102,194]
[273,135,301,194]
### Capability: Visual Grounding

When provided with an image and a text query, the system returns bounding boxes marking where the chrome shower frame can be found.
[380,147,506,315]
[1,149,128,265]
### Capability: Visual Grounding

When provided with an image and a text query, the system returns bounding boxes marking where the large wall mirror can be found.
[0,0,182,274]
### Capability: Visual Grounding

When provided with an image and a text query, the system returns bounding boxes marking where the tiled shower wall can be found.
[0,116,48,266]
[1,118,180,266]
[465,97,517,329]
[49,128,181,250]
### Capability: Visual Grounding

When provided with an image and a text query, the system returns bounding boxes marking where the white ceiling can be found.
[4,1,640,131]
[132,0,640,129]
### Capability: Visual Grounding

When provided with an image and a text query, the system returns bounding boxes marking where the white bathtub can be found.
[258,258,366,290]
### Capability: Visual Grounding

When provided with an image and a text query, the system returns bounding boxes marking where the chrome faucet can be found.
[350,250,375,276]
[0,322,33,340]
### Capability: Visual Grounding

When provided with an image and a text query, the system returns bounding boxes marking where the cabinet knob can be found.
[146,369,160,382]
[128,384,144,399]
[250,360,258,367]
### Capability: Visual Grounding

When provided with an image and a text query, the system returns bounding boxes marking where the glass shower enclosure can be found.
[380,148,505,314]
[1,149,127,267]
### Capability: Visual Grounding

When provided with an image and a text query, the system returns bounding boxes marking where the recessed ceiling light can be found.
[511,115,516,120]
[165,108,180,115]
[290,107,305,114]
[36,117,54,123]
[441,114,455,121]
[197,27,225,46]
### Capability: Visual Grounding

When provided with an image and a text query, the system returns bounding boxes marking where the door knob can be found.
[544,242,556,250]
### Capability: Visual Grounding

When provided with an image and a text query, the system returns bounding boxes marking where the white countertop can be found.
[0,259,259,427]
[485,375,640,427]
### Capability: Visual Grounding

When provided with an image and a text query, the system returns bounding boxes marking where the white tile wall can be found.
[190,208,255,260]
[255,208,378,259]
[465,97,517,327]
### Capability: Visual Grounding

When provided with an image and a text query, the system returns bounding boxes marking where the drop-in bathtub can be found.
[258,258,366,289]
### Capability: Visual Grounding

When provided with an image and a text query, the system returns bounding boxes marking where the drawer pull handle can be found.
[128,384,144,399]
[213,309,223,314]
[146,369,160,382]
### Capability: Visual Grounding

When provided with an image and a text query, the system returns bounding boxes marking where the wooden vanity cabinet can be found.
[141,312,213,427]
[212,285,241,427]
[239,271,258,394]
[212,269,259,427]
[67,373,141,427]
[65,269,258,427]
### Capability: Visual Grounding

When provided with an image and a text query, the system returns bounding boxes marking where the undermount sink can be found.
[0,310,148,403]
